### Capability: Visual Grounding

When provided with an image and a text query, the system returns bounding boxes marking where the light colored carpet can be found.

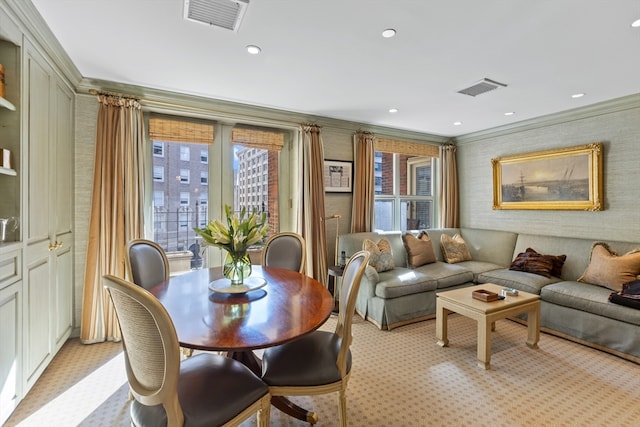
[5,314,640,427]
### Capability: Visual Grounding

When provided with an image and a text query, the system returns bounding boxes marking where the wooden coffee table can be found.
[436,283,540,369]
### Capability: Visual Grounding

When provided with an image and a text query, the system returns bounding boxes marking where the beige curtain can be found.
[298,124,328,285]
[439,143,459,228]
[351,131,375,232]
[80,95,145,343]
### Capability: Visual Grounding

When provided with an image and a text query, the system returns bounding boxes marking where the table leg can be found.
[436,299,449,347]
[526,303,540,349]
[228,350,319,424]
[477,318,492,370]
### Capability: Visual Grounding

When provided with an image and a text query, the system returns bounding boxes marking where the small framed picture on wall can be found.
[324,160,353,193]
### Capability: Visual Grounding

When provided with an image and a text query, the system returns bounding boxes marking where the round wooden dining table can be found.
[149,265,334,423]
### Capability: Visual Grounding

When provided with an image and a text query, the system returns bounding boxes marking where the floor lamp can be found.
[324,214,341,266]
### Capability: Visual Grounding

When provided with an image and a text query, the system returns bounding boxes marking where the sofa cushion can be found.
[454,260,503,282]
[402,232,436,268]
[477,268,561,294]
[440,233,472,264]
[414,261,474,289]
[363,238,395,272]
[578,242,640,292]
[542,281,640,327]
[509,251,555,278]
[374,268,438,299]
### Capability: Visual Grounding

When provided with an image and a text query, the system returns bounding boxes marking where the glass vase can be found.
[223,252,252,285]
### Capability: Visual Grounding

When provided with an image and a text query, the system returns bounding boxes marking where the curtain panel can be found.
[439,143,459,228]
[80,95,146,343]
[351,131,375,232]
[298,124,328,285]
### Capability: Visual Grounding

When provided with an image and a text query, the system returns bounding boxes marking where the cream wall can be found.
[456,97,640,242]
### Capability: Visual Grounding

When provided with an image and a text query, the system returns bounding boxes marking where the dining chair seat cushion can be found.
[130,353,269,427]
[261,331,352,387]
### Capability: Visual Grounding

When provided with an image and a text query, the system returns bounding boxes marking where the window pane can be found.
[402,199,432,231]
[153,142,164,156]
[200,149,208,163]
[152,140,208,270]
[375,152,394,195]
[374,199,394,231]
[233,144,278,237]
[406,157,432,196]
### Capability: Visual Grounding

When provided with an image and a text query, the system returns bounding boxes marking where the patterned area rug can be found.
[5,314,640,426]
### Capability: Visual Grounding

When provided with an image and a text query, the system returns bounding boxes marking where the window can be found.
[153,166,164,182]
[148,116,292,262]
[180,146,190,161]
[153,191,164,207]
[153,142,164,157]
[374,151,436,231]
[179,169,190,184]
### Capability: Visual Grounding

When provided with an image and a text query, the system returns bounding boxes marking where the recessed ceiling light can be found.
[504,111,515,116]
[571,93,585,98]
[246,45,261,54]
[453,121,463,126]
[382,29,396,38]
[631,18,640,27]
[388,108,398,113]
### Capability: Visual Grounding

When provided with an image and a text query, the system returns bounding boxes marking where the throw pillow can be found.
[402,232,436,268]
[362,238,395,272]
[522,247,567,278]
[440,233,472,264]
[509,251,555,278]
[578,242,640,292]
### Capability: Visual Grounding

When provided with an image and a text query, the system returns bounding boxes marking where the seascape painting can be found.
[492,143,603,211]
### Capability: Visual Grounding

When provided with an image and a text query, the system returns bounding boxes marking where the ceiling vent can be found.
[184,0,249,32]
[457,78,507,97]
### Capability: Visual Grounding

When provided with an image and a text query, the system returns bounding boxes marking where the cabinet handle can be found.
[56,241,64,249]
[48,242,55,251]
[48,241,64,251]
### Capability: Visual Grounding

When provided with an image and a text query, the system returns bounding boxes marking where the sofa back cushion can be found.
[460,228,518,267]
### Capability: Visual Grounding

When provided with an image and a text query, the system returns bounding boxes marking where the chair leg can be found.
[257,395,271,427]
[337,389,347,427]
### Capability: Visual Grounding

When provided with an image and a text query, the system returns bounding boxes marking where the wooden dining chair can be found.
[261,232,306,274]
[260,250,370,426]
[125,239,170,290]
[103,274,271,427]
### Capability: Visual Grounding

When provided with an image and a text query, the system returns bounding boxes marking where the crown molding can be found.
[455,93,640,145]
[78,78,450,145]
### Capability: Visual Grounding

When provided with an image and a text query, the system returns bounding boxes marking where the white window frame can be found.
[153,166,165,182]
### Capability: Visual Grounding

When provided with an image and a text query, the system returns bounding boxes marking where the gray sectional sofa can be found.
[338,228,640,363]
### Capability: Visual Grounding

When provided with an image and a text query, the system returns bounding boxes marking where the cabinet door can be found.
[54,82,73,236]
[0,281,21,425]
[25,44,52,243]
[54,234,73,348]
[24,248,50,390]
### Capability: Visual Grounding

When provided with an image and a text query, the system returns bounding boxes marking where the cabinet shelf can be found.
[0,95,16,111]
[0,166,17,176]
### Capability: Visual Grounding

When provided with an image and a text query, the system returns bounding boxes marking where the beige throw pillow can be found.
[578,242,640,292]
[362,238,395,272]
[402,232,436,268]
[440,233,472,264]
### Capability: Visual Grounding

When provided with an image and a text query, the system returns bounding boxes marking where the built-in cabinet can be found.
[22,39,74,393]
[0,10,74,423]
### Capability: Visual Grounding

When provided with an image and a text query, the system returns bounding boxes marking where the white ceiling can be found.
[30,0,640,137]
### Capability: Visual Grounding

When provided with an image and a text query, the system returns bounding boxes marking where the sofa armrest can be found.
[355,265,379,318]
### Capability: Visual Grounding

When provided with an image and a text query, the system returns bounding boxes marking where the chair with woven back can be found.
[260,250,370,426]
[125,239,170,290]
[103,274,271,427]
[261,232,306,274]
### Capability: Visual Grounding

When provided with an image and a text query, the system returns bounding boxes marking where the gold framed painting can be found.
[492,143,603,211]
